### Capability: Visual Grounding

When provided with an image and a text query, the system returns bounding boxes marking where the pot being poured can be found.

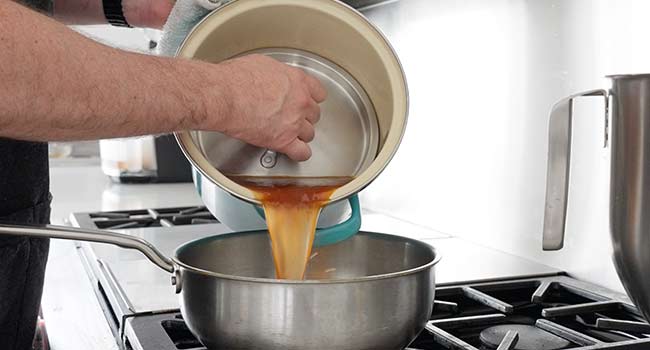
[175,0,409,245]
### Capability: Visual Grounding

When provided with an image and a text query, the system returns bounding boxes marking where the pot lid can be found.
[194,48,379,179]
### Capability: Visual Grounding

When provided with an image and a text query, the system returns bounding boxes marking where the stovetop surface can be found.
[125,276,650,350]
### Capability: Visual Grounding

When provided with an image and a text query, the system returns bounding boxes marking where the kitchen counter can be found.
[48,162,203,224]
[44,164,203,350]
[43,165,560,350]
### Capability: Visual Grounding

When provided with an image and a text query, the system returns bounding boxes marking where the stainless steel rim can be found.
[172,231,440,284]
[607,73,650,79]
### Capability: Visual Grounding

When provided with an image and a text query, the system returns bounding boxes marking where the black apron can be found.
[0,138,51,350]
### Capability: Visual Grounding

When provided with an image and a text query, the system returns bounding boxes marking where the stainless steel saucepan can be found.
[0,224,439,350]
[543,74,650,323]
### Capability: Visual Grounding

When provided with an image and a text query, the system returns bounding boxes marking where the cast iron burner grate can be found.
[479,324,570,350]
[126,276,650,350]
[161,315,202,349]
[74,206,219,230]
[423,279,650,349]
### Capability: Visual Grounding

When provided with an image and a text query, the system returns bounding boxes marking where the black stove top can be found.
[418,277,650,349]
[73,206,219,230]
[122,276,650,350]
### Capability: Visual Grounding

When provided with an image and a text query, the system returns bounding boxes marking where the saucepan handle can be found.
[0,223,175,272]
[543,89,609,250]
[312,195,361,247]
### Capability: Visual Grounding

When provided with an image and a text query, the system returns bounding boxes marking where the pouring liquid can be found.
[229,176,353,279]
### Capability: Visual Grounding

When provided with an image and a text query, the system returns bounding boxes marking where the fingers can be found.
[303,73,328,103]
[305,102,321,124]
[280,139,312,162]
[298,120,315,142]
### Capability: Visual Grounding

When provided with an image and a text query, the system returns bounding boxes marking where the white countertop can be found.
[48,163,203,224]
[43,165,559,350]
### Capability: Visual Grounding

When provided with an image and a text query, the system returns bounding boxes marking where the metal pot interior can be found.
[175,231,438,281]
[193,47,380,179]
[175,0,408,203]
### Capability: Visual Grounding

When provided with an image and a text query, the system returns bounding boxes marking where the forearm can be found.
[0,0,225,141]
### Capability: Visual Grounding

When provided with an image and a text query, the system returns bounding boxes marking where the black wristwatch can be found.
[103,0,132,28]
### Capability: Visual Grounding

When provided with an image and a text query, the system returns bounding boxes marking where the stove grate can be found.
[79,206,219,229]
[425,277,650,349]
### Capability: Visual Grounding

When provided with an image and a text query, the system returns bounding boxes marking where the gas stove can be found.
[119,276,650,350]
[69,207,650,350]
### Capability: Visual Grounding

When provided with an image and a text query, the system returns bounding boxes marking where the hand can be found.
[206,54,327,161]
[122,0,174,29]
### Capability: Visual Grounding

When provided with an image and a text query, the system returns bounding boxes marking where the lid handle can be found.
[260,149,278,169]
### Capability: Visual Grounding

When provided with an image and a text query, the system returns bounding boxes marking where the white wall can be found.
[72,24,156,52]
[72,1,650,293]
[360,0,650,293]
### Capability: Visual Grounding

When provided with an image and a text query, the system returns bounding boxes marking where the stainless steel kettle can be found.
[543,74,650,322]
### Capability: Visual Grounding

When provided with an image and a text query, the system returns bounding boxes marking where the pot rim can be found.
[172,230,440,284]
[607,73,650,79]
[174,0,409,205]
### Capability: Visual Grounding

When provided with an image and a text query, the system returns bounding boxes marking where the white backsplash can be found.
[359,0,650,293]
[71,24,156,53]
[68,2,650,293]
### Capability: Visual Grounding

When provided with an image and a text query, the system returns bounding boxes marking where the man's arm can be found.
[0,0,211,140]
[0,0,326,160]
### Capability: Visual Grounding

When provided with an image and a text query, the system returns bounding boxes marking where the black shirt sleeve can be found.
[18,0,53,15]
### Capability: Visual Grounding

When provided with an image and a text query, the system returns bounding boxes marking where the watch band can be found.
[103,0,132,28]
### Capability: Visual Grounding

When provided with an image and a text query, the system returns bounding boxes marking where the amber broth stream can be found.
[229,176,353,279]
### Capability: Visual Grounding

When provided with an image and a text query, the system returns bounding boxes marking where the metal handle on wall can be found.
[0,223,175,272]
[542,89,609,250]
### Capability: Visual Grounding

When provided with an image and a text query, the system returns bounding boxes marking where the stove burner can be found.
[479,324,571,350]
[161,316,202,349]
[82,206,219,229]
